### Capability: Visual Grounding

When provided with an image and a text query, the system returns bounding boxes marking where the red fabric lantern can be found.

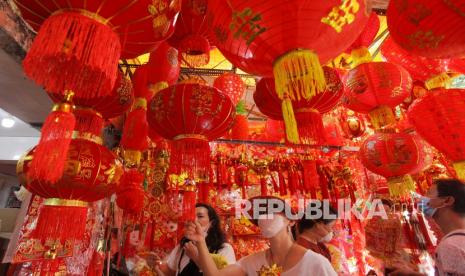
[116,169,145,214]
[408,89,465,180]
[14,0,179,99]
[343,62,412,130]
[381,36,450,85]
[147,83,235,181]
[387,0,465,59]
[213,73,246,105]
[359,132,422,197]
[146,41,181,94]
[254,78,283,121]
[169,0,211,66]
[207,0,369,143]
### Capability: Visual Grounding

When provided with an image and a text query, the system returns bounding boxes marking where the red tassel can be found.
[260,177,268,196]
[302,159,319,199]
[278,170,287,196]
[216,154,229,189]
[33,200,88,242]
[73,108,104,136]
[235,164,249,198]
[170,138,211,181]
[28,101,75,184]
[116,169,145,214]
[182,183,197,221]
[271,174,280,193]
[198,182,210,203]
[288,169,300,195]
[231,115,249,140]
[121,102,149,151]
[23,12,120,99]
[295,109,325,145]
[319,169,331,200]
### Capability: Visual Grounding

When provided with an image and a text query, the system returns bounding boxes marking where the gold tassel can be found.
[123,149,142,168]
[281,97,300,144]
[387,175,416,198]
[350,47,372,68]
[273,49,326,101]
[453,161,465,180]
[425,73,451,90]
[368,105,396,130]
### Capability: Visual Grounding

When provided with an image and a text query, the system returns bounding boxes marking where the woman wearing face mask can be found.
[294,202,337,262]
[156,203,236,276]
[184,196,337,276]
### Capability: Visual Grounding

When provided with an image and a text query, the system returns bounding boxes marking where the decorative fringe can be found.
[216,154,229,188]
[121,98,149,167]
[33,199,88,243]
[181,183,197,221]
[281,97,300,144]
[180,34,210,67]
[27,101,75,184]
[350,47,372,68]
[295,109,325,145]
[425,73,451,90]
[368,105,396,130]
[235,164,249,198]
[387,175,416,198]
[278,170,287,196]
[73,108,104,137]
[453,161,465,180]
[273,49,326,101]
[260,177,268,196]
[288,168,299,195]
[302,159,319,199]
[116,169,145,214]
[170,137,211,182]
[198,181,210,203]
[23,12,120,99]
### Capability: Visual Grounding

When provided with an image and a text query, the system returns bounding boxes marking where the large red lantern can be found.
[408,89,465,180]
[359,132,422,197]
[207,0,369,143]
[387,0,465,59]
[169,0,211,66]
[13,0,179,99]
[343,62,412,130]
[381,36,450,86]
[147,83,235,180]
[146,41,181,94]
[213,73,246,106]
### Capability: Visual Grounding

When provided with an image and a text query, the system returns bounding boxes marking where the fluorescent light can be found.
[1,118,15,128]
[13,154,21,160]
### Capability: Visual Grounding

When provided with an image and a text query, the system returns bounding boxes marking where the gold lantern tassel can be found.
[368,105,396,130]
[425,73,452,90]
[453,161,465,180]
[387,175,416,198]
[281,96,300,144]
[351,47,372,68]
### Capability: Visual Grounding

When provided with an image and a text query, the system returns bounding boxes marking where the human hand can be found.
[184,241,199,263]
[184,221,206,244]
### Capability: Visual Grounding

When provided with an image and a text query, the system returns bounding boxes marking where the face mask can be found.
[418,197,437,217]
[320,231,334,243]
[258,214,286,238]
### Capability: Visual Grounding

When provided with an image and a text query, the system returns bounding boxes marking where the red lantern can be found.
[213,73,246,105]
[147,83,235,181]
[381,36,450,85]
[169,0,211,66]
[146,41,181,94]
[344,12,380,66]
[207,0,368,143]
[408,89,465,180]
[116,169,145,214]
[343,62,412,130]
[359,132,422,197]
[387,0,465,59]
[254,78,283,121]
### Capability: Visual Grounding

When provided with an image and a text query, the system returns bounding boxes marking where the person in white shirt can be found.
[185,196,337,276]
[388,179,465,276]
[156,203,236,276]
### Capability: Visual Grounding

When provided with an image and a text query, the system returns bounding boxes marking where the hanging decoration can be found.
[146,41,181,94]
[213,73,246,105]
[231,101,249,140]
[344,12,380,67]
[254,78,283,121]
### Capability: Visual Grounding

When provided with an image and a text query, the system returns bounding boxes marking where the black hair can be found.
[298,202,338,234]
[196,203,227,252]
[435,178,465,215]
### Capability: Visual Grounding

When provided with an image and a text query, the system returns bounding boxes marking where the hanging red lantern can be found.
[207,0,369,143]
[116,169,146,214]
[146,41,181,94]
[147,83,235,181]
[359,132,422,197]
[13,0,180,99]
[408,89,465,180]
[381,36,450,88]
[169,0,211,66]
[343,62,412,130]
[387,0,465,59]
[254,78,283,121]
[231,101,249,140]
[213,73,246,105]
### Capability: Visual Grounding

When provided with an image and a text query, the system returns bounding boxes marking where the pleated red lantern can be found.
[213,73,246,105]
[359,132,422,197]
[146,41,181,94]
[254,78,283,121]
[387,0,465,58]
[408,89,465,180]
[147,83,235,181]
[381,36,450,87]
[17,109,123,246]
[14,0,179,99]
[207,0,369,143]
[343,62,412,130]
[169,0,211,66]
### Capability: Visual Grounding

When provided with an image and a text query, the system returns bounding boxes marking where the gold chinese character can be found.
[321,0,360,33]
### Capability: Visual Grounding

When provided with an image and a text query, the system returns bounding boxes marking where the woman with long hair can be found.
[156,203,236,275]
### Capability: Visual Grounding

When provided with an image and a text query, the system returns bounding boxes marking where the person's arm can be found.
[185,221,245,276]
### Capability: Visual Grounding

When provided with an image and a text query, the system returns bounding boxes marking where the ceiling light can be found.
[1,118,15,128]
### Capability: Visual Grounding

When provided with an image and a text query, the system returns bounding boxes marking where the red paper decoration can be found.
[387,0,465,58]
[343,62,412,129]
[146,41,181,93]
[359,132,421,197]
[254,78,282,121]
[213,73,246,105]
[117,169,145,214]
[408,89,465,180]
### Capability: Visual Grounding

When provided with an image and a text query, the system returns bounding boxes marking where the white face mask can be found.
[320,231,334,243]
[258,214,287,238]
